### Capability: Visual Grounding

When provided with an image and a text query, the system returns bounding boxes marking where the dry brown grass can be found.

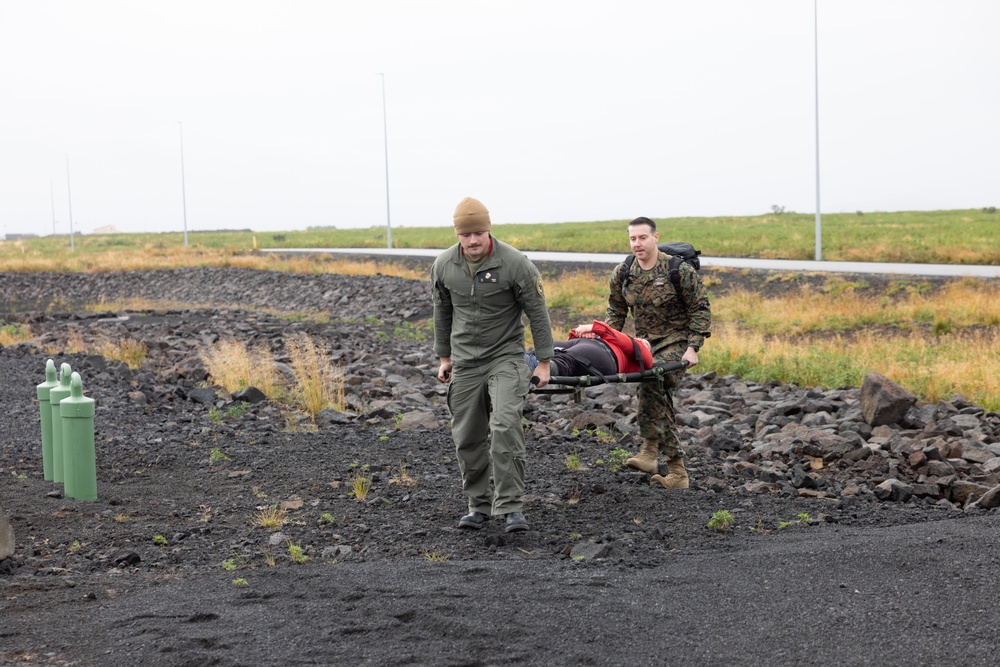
[715,279,1000,335]
[703,324,1000,409]
[249,506,289,531]
[285,333,346,416]
[95,337,148,369]
[544,270,612,314]
[387,462,419,488]
[199,339,282,397]
[0,323,32,346]
[0,247,426,281]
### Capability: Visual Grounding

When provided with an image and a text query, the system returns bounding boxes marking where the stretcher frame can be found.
[530,360,689,403]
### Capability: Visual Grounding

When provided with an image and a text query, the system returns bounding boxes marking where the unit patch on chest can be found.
[476,271,499,284]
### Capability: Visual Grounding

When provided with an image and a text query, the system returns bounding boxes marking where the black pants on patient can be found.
[526,338,618,377]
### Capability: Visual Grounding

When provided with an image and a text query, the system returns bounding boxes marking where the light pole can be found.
[178,121,189,247]
[813,0,822,261]
[50,179,57,236]
[65,154,75,252]
[378,73,392,249]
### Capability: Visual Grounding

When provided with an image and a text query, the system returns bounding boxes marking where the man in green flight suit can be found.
[606,217,712,489]
[431,197,554,533]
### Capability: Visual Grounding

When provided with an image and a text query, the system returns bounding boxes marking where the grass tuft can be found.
[285,333,346,416]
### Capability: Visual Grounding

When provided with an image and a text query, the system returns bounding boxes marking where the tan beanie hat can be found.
[453,197,491,234]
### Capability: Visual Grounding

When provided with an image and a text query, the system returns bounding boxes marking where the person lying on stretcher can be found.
[525,321,654,378]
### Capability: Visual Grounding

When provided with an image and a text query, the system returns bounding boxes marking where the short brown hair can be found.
[628,216,656,232]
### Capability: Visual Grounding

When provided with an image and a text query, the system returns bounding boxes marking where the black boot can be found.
[504,512,529,533]
[458,511,489,530]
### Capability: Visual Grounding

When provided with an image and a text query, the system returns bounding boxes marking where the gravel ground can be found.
[1,266,998,666]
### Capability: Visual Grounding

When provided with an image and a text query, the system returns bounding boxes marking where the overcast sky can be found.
[1,0,997,238]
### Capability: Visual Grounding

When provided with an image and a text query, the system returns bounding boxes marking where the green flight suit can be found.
[432,237,553,515]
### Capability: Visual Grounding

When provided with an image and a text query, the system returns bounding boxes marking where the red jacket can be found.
[568,321,654,373]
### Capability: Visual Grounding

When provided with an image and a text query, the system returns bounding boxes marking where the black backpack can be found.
[618,242,701,309]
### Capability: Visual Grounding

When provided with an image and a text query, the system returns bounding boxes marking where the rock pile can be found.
[4,268,998,513]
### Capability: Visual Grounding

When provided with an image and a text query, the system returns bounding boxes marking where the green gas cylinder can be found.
[36,359,59,481]
[60,372,96,501]
[48,363,73,486]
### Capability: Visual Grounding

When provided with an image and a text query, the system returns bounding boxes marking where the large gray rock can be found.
[860,372,917,426]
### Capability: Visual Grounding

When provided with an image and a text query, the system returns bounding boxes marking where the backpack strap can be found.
[622,252,689,311]
[618,253,636,287]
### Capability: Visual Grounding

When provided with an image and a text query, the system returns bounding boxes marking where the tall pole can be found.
[50,179,57,236]
[379,73,392,249]
[813,0,822,261]
[65,154,75,252]
[178,121,189,247]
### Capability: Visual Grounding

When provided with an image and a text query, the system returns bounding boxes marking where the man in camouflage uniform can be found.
[432,197,554,533]
[605,217,711,488]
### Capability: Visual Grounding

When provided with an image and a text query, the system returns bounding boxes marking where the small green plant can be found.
[379,434,389,442]
[393,321,428,341]
[565,453,581,470]
[607,448,631,472]
[592,427,617,444]
[260,547,276,568]
[780,512,814,529]
[225,402,251,419]
[319,512,336,525]
[572,555,585,562]
[424,549,451,562]
[232,578,249,587]
[569,532,582,540]
[707,510,735,532]
[68,539,84,553]
[348,464,372,501]
[250,506,289,530]
[208,407,223,424]
[222,558,238,572]
[288,542,310,564]
[388,462,419,488]
[209,447,229,464]
[749,513,770,535]
[152,534,168,546]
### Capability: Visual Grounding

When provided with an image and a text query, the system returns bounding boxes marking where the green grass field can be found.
[4,207,999,265]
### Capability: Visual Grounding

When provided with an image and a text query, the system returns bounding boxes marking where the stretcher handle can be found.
[530,359,689,387]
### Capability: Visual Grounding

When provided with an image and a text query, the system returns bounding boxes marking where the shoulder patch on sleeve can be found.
[535,277,545,297]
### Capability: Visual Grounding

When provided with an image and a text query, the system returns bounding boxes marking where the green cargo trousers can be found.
[447,355,531,515]
[636,341,688,460]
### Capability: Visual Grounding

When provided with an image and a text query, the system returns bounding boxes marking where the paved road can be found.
[262,247,1000,278]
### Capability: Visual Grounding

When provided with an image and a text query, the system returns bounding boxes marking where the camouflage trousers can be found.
[636,341,688,460]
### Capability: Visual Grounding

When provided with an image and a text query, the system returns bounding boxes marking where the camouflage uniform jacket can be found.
[605,252,711,357]
[431,237,554,369]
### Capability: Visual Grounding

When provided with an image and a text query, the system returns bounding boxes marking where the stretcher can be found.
[530,360,689,403]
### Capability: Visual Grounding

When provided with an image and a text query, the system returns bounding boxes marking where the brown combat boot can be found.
[650,456,689,489]
[625,440,660,475]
